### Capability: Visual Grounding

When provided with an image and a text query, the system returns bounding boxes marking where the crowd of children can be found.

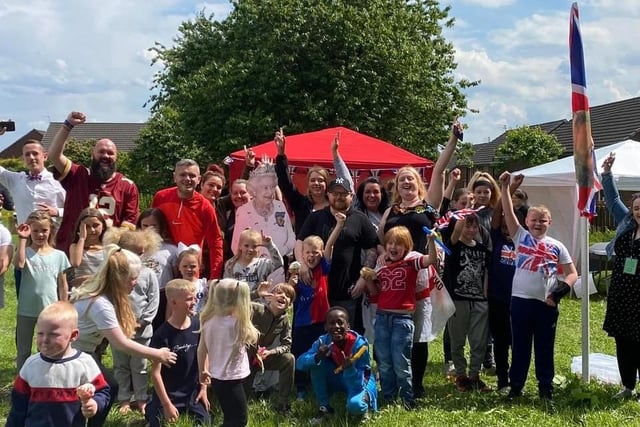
[3,160,580,426]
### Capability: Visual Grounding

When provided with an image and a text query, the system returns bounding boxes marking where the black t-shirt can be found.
[384,202,439,254]
[297,206,378,301]
[150,316,200,403]
[443,240,491,301]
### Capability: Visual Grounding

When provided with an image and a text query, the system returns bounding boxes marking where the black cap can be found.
[327,177,352,193]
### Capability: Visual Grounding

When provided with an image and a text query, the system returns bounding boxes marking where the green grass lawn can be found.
[0,271,637,426]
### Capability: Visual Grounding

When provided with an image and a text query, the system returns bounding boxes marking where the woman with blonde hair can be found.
[71,244,176,427]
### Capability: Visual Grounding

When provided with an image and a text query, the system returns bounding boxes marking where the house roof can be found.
[473,96,640,168]
[0,129,45,158]
[472,119,566,166]
[41,122,146,153]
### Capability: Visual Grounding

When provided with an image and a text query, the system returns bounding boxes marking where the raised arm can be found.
[324,212,345,260]
[449,216,465,245]
[15,224,30,269]
[332,132,359,204]
[601,153,629,224]
[419,235,438,268]
[425,120,462,208]
[492,173,524,230]
[443,168,461,202]
[498,171,520,239]
[69,223,87,267]
[48,112,86,174]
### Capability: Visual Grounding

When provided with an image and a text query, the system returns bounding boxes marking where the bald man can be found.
[48,111,139,253]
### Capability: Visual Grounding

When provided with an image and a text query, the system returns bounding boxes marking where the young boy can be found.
[291,212,344,398]
[499,172,577,402]
[443,214,492,393]
[248,282,296,412]
[146,279,210,427]
[296,306,377,423]
[6,301,110,427]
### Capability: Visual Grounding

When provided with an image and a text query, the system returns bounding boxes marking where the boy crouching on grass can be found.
[146,279,210,427]
[296,306,377,423]
[247,282,296,413]
[6,301,110,427]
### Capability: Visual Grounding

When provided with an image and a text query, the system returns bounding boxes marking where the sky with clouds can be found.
[1,0,638,150]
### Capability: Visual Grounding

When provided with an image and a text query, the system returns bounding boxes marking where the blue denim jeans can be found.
[375,311,414,403]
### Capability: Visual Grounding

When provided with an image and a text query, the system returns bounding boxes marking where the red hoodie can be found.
[152,187,223,278]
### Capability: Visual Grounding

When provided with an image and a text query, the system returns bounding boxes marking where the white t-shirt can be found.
[202,315,250,381]
[0,167,65,224]
[511,226,572,302]
[0,224,12,308]
[73,296,120,352]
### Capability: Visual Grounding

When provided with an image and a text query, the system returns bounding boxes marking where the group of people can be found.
[0,112,635,427]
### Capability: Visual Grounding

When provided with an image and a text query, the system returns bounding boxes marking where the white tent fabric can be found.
[514,139,640,259]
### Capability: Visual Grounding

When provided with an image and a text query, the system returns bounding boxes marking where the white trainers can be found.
[613,388,633,399]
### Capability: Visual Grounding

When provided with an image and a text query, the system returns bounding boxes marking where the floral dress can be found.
[603,228,640,341]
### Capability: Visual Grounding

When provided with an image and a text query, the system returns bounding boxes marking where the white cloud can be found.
[0,0,233,145]
[451,0,516,8]
[450,2,640,144]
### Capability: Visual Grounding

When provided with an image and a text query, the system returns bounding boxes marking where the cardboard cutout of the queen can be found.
[231,161,295,284]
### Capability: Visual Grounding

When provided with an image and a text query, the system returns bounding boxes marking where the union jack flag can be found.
[570,2,601,217]
[435,206,485,230]
[516,235,559,276]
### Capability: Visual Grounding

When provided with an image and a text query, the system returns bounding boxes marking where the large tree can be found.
[130,0,475,191]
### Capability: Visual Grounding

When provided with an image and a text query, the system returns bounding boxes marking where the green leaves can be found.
[496,126,564,171]
[131,0,474,193]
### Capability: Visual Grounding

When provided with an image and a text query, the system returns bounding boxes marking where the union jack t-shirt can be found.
[511,226,572,302]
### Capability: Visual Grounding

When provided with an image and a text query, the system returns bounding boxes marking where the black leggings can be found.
[212,377,248,427]
[411,342,429,392]
[615,336,640,390]
[85,352,119,427]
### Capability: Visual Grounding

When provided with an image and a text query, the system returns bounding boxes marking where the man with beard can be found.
[48,111,139,253]
[295,178,378,332]
[152,159,223,279]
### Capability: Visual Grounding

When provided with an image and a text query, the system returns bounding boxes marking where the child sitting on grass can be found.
[247,282,296,413]
[6,301,110,427]
[296,306,377,423]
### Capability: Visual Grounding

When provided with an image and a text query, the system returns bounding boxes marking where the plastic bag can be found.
[430,272,456,337]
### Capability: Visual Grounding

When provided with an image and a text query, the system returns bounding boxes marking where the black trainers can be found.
[506,388,523,400]
[539,388,553,401]
[469,375,491,393]
[455,375,471,392]
[310,405,334,425]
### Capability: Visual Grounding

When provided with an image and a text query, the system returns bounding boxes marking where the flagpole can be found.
[580,216,590,382]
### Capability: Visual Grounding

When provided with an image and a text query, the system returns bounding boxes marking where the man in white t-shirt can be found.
[0,139,65,296]
[0,206,12,308]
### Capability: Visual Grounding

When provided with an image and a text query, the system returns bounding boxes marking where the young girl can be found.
[71,245,176,426]
[224,228,283,299]
[137,208,178,329]
[356,226,436,409]
[69,208,107,289]
[14,211,70,371]
[15,210,71,371]
[177,246,209,314]
[103,228,161,415]
[198,278,259,427]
